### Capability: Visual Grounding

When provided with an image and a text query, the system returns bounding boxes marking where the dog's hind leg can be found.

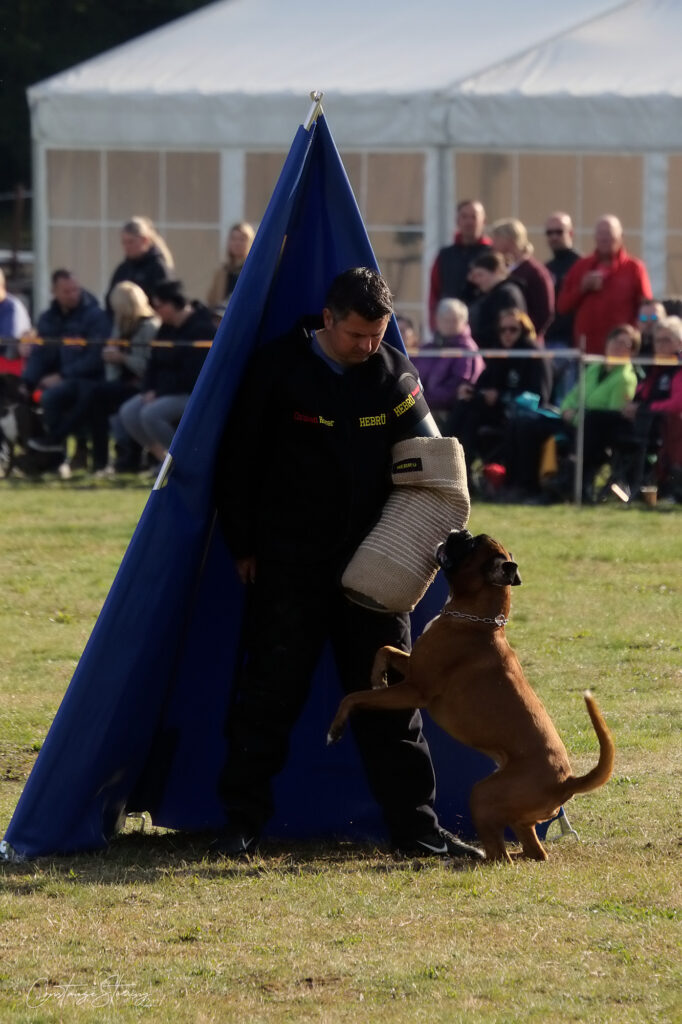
[512,823,548,862]
[470,780,512,864]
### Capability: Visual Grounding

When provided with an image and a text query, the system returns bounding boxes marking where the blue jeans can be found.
[118,392,188,451]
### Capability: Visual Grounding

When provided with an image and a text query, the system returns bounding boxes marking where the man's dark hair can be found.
[324,268,393,322]
[152,279,187,310]
[471,251,506,274]
[51,268,74,286]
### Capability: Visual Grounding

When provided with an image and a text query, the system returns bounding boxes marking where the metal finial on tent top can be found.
[304,91,324,128]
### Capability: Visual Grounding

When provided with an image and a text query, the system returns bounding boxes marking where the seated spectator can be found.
[105,216,174,313]
[26,270,110,468]
[636,299,666,358]
[615,316,682,499]
[118,280,216,468]
[466,252,527,350]
[491,218,555,342]
[520,325,641,503]
[412,299,484,433]
[206,222,255,309]
[89,282,160,474]
[448,308,551,483]
[0,268,31,365]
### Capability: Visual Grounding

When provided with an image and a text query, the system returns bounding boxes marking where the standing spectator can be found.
[413,299,484,433]
[428,200,491,329]
[557,215,653,356]
[25,270,110,467]
[206,222,255,309]
[544,212,581,401]
[118,280,215,467]
[105,216,174,313]
[466,251,526,350]
[89,282,159,475]
[491,218,555,342]
[636,299,666,358]
[0,268,31,364]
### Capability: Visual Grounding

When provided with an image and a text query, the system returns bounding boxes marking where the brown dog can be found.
[328,530,615,863]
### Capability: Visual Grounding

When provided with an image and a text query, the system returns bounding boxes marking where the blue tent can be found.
[4,108,494,859]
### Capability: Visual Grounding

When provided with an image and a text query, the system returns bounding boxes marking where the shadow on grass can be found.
[2,829,478,887]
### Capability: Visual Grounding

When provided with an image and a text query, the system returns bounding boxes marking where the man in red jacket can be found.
[558,215,652,356]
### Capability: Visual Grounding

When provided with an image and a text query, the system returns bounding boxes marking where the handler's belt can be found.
[342,435,470,613]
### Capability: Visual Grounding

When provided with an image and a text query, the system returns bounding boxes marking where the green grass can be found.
[0,487,680,1023]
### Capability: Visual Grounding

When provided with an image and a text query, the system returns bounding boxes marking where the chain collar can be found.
[442,608,509,627]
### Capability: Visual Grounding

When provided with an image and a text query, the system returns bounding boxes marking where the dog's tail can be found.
[560,691,615,799]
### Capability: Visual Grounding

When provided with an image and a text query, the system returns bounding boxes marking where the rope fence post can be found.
[573,335,587,506]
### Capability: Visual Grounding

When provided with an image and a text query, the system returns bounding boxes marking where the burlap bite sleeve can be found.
[342,435,470,613]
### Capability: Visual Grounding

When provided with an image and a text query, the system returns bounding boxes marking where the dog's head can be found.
[436,530,521,589]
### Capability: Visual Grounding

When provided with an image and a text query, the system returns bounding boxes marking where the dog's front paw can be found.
[371,670,389,690]
[326,723,344,745]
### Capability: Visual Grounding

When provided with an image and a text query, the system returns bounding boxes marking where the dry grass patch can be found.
[0,492,680,1022]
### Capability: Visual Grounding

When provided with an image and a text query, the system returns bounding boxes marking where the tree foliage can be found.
[0,0,214,192]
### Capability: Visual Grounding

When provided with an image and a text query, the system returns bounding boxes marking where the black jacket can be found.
[545,248,581,345]
[105,245,171,311]
[475,336,552,407]
[468,280,527,350]
[142,303,215,396]
[215,321,431,568]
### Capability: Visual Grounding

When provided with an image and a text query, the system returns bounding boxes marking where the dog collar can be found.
[442,608,509,627]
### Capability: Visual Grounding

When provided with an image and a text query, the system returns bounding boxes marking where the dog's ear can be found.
[436,530,476,571]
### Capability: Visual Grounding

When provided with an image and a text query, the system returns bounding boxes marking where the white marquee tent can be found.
[27,0,682,316]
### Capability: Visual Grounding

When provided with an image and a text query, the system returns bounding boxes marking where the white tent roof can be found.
[29,0,680,150]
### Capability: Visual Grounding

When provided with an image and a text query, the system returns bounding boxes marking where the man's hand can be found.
[581,270,604,293]
[142,390,156,403]
[102,345,124,365]
[235,556,257,585]
[481,388,499,407]
[39,373,62,388]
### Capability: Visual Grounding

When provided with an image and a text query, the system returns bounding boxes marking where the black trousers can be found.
[219,562,438,843]
[88,379,138,470]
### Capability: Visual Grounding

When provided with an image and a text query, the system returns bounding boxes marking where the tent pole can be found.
[304,91,324,128]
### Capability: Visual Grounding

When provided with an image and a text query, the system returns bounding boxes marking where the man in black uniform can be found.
[213,268,482,860]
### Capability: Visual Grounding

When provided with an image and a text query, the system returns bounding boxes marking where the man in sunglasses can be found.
[544,212,581,402]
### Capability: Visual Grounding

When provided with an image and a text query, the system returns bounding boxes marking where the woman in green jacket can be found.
[560,323,640,494]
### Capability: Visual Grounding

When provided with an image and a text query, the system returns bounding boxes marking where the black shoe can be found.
[28,436,66,454]
[210,826,259,857]
[393,825,485,861]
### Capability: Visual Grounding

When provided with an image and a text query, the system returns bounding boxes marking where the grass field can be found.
[0,482,680,1023]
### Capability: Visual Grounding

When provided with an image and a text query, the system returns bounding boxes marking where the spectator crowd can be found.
[0,217,253,479]
[420,202,681,505]
[0,202,681,505]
